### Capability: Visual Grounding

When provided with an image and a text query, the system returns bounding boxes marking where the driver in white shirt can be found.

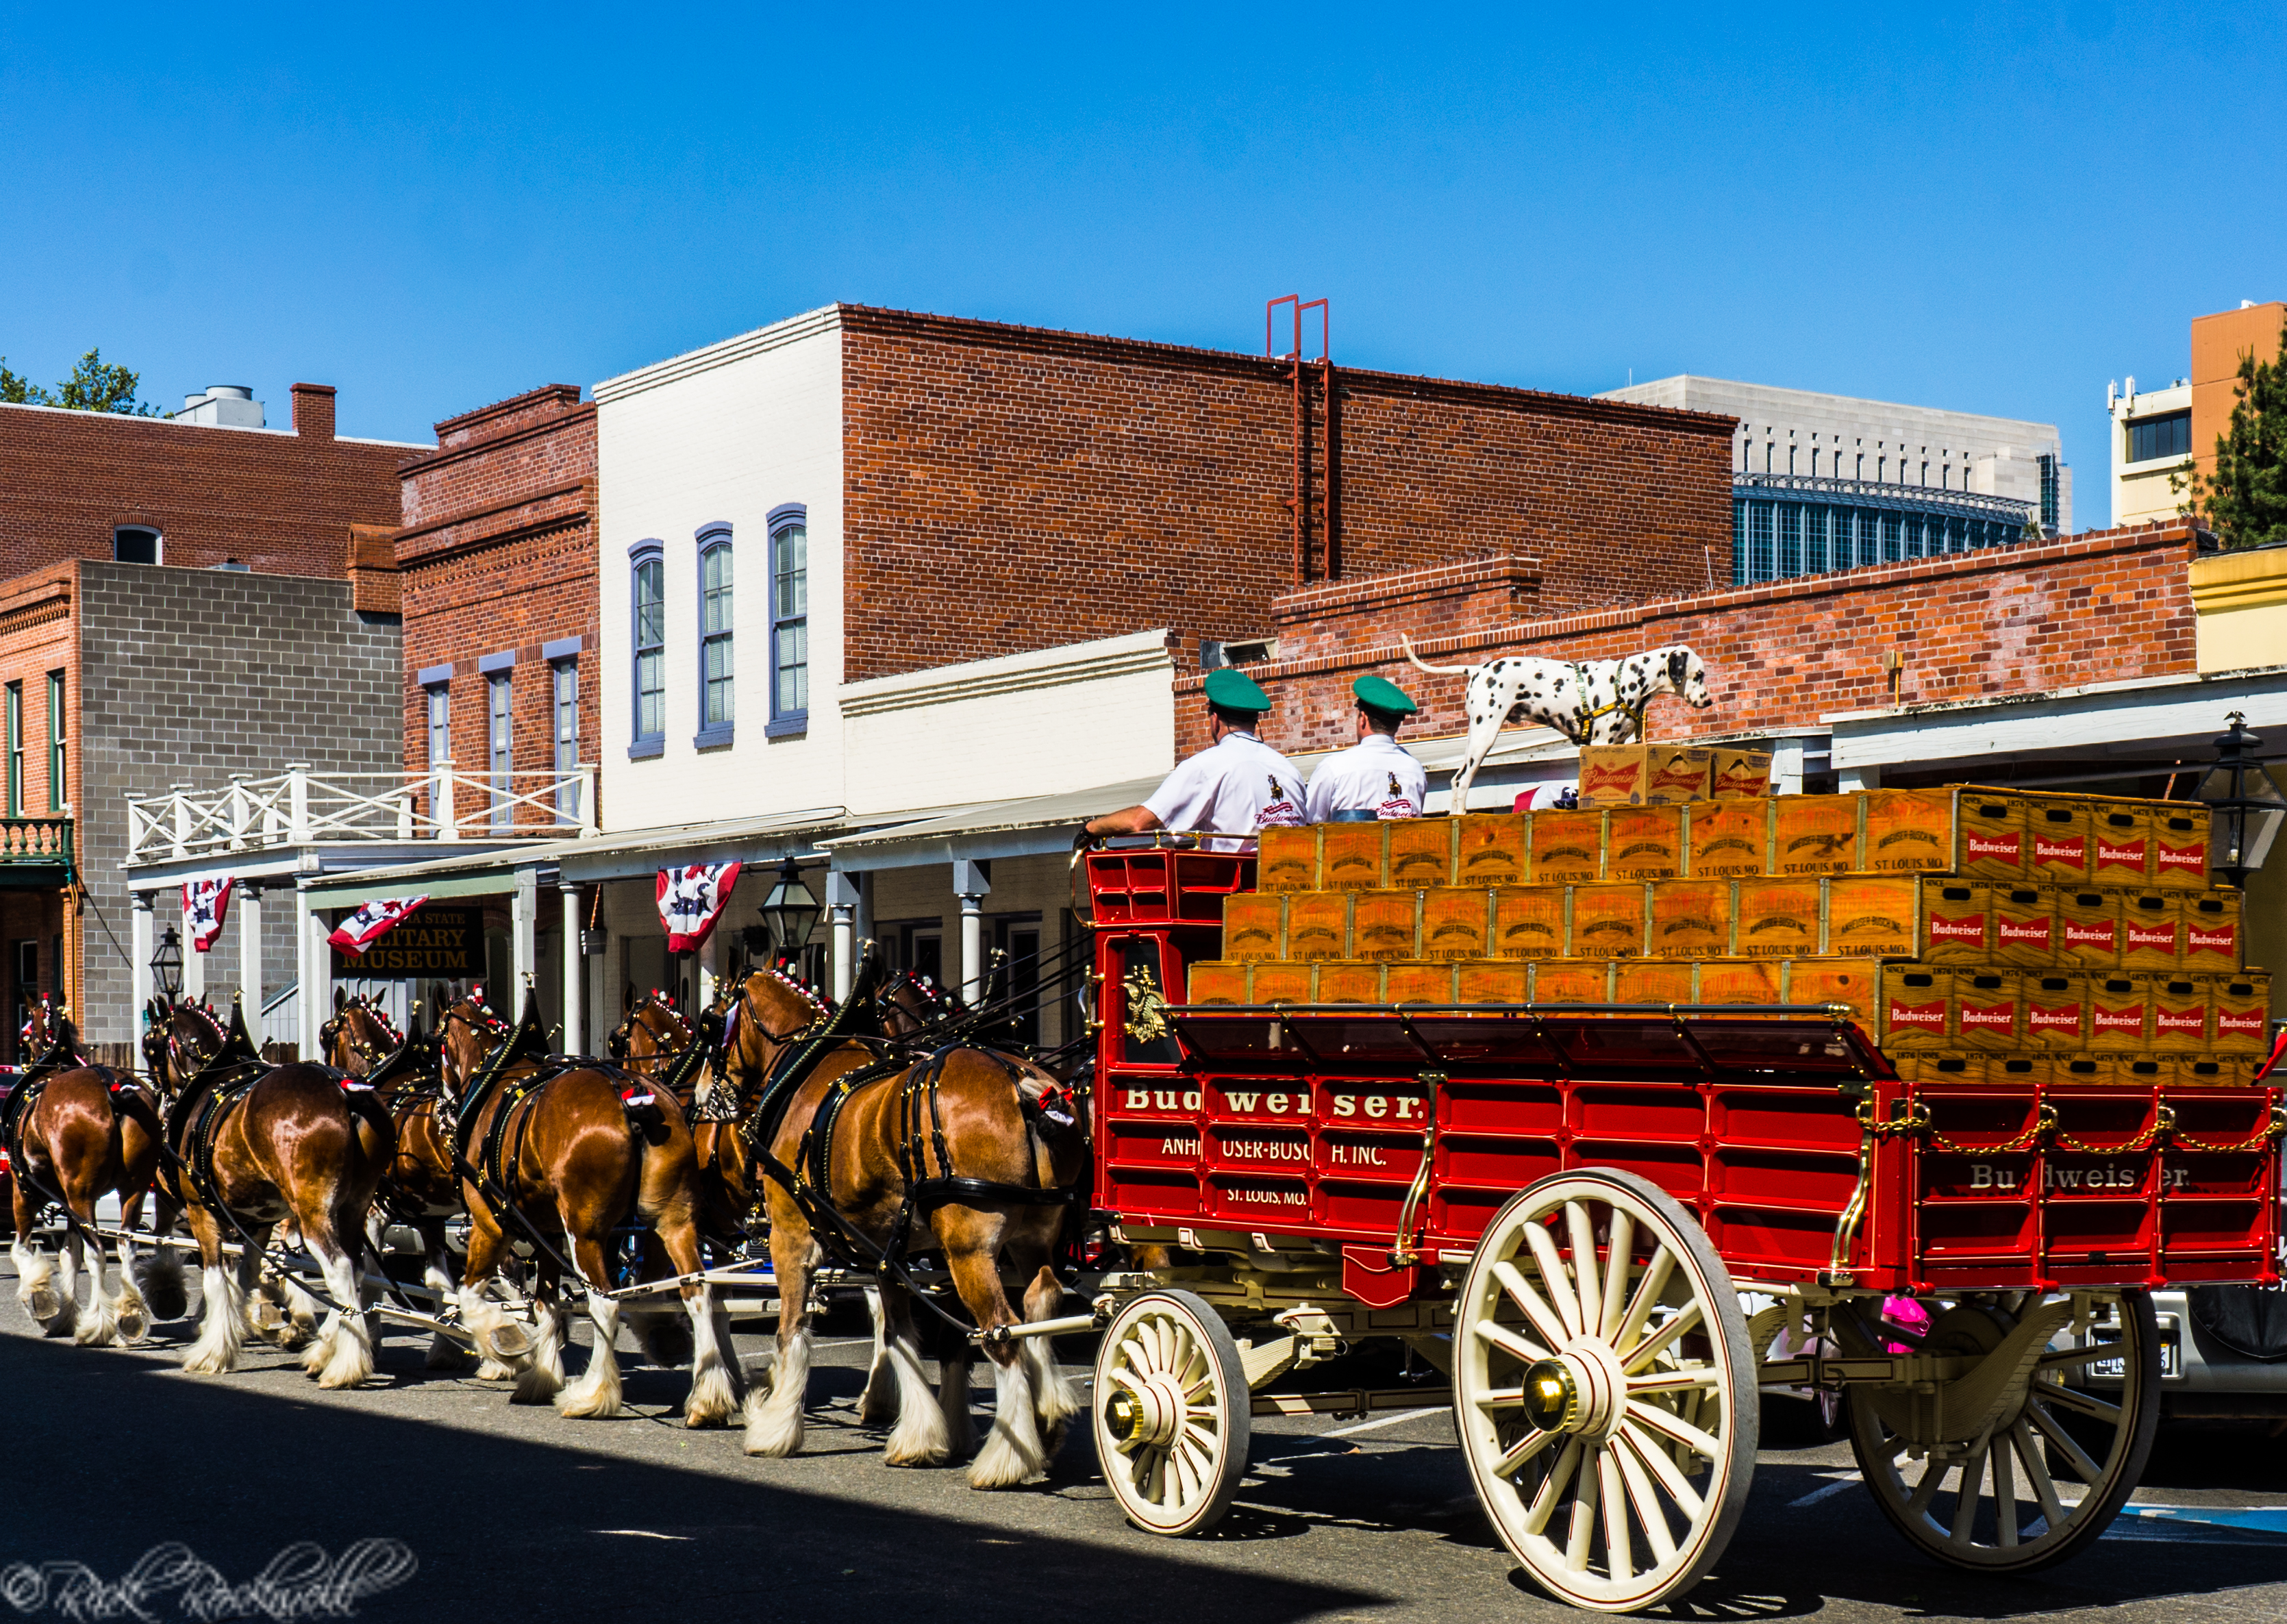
[1305,674,1428,822]
[1083,669,1305,850]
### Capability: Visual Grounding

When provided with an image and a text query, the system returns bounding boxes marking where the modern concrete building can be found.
[2108,299,2286,529]
[1599,376,2069,584]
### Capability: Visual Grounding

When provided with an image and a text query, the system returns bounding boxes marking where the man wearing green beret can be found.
[1304,674,1427,821]
[1083,667,1306,851]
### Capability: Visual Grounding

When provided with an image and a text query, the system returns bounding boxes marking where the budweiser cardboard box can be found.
[1386,820,1457,889]
[1579,745,1712,808]
[1257,827,1319,892]
[2086,973,2149,1051]
[2210,972,2271,1053]
[1686,799,1770,877]
[1953,969,2021,1051]
[1710,748,1774,799]
[1455,814,1529,886]
[1491,886,1566,960]
[1878,965,1952,1049]
[2118,892,2182,970]
[1604,805,1684,880]
[2152,806,2211,890]
[2021,794,2092,882]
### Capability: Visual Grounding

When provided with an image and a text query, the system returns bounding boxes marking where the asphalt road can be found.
[2,1265,2284,1624]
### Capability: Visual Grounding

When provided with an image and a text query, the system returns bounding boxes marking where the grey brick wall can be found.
[77,562,402,1042]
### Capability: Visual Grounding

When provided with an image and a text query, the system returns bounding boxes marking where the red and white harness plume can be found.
[329,895,429,958]
[183,876,234,952]
[656,862,742,953]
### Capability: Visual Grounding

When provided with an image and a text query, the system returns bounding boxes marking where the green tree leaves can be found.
[0,347,162,415]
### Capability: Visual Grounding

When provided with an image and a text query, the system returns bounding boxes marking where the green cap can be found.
[1203,667,1271,712]
[1352,673,1417,715]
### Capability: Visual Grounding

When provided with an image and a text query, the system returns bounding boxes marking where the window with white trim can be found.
[488,671,512,830]
[769,511,808,732]
[553,658,579,823]
[697,532,734,746]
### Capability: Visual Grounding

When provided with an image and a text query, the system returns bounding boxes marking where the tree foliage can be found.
[2179,320,2287,551]
[0,347,162,416]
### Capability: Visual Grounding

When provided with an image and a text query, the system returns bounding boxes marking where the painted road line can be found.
[2125,1504,2287,1535]
[1788,1471,1862,1507]
[1323,1406,1444,1439]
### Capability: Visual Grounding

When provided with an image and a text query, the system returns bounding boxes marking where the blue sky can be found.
[2,3,2279,498]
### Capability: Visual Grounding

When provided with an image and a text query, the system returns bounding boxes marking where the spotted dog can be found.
[1401,637,1714,808]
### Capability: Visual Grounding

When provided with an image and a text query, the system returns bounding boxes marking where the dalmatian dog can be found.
[1401,637,1714,808]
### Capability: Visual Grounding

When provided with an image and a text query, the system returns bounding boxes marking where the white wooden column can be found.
[181,890,207,1001]
[826,869,860,1001]
[511,869,538,1010]
[238,884,264,1021]
[297,884,332,1060]
[129,891,155,1021]
[953,858,991,1005]
[1838,763,1883,792]
[560,884,585,1055]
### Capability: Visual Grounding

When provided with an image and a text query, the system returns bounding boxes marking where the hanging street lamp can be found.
[2194,712,2286,892]
[760,858,822,963]
[151,925,185,1001]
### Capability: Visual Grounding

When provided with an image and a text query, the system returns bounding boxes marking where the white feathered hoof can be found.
[474,1356,521,1382]
[684,1362,739,1429]
[314,1321,376,1390]
[112,1284,153,1346]
[966,1362,1049,1490]
[512,1361,566,1406]
[741,1388,806,1458]
[557,1356,624,1420]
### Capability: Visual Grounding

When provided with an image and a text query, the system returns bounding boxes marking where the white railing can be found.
[125,761,597,864]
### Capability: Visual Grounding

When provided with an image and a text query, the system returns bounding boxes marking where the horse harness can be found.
[1,1039,159,1238]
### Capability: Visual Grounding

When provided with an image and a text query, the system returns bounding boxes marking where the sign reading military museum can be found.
[330,903,484,977]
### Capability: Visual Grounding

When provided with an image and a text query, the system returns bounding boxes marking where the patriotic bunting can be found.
[329,895,430,958]
[183,876,234,953]
[656,862,742,953]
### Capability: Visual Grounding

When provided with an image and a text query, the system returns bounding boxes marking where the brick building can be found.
[0,560,404,1055]
[0,385,409,578]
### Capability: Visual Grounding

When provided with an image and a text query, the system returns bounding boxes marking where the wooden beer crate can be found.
[1315,961,1384,1003]
[2212,972,2272,1054]
[2153,806,2212,890]
[1283,892,1351,962]
[1993,886,2058,966]
[2057,889,2122,969]
[2089,804,2152,886]
[1384,961,1457,1004]
[2119,892,2182,971]
[1221,893,1286,962]
[1249,960,1315,1005]
[1454,959,1528,1004]
[1953,970,2021,1051]
[1697,958,1779,1004]
[2086,973,2149,1051]
[1490,886,1566,960]
[1319,823,1388,891]
[1604,805,1684,880]
[1532,960,1613,1003]
[1783,956,1884,1020]
[1421,887,1493,961]
[2021,793,2092,883]
[1386,820,1457,889]
[1771,794,1861,876]
[1185,961,1249,1003]
[1736,876,1823,958]
[1614,959,1697,1003]
[2023,972,2089,1049]
[1685,798,1770,877]
[1647,879,1734,957]
[1567,882,1648,958]
[1454,813,1529,886]
[1256,827,1319,892]
[2145,973,2209,1054]
[1878,964,1953,1049]
[1351,890,1421,962]
[1528,810,1603,883]
[2184,892,2242,971]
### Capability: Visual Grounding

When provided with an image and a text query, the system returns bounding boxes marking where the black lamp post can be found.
[151,925,184,1001]
[759,858,821,964]
[2196,712,2285,892]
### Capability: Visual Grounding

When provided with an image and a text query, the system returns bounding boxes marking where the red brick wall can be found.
[0,564,82,1053]
[837,307,1733,686]
[1177,525,2201,756]
[395,388,599,828]
[0,396,409,579]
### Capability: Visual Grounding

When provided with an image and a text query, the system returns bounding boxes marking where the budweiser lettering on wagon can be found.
[2034,836,2086,869]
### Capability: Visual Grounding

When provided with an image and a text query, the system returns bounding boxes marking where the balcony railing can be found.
[125,763,595,866]
[1734,472,2036,525]
[0,815,73,869]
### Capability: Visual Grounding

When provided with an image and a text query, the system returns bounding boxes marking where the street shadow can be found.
[0,1328,1382,1624]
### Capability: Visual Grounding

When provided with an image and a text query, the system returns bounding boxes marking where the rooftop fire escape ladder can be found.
[1266,296,1340,586]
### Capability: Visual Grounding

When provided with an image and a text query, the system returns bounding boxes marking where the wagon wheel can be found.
[1093,1288,1251,1536]
[1453,1168,1758,1613]
[1847,1288,2160,1571]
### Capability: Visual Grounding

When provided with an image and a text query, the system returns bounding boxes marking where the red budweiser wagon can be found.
[1076,843,2284,1612]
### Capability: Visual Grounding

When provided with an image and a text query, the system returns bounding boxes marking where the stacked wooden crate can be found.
[1186,787,2272,1085]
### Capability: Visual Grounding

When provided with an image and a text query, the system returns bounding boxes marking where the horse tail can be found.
[1399,634,1472,677]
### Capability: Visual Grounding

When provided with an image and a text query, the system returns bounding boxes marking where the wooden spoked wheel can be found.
[1847,1288,2160,1571]
[1453,1169,1758,1612]
[1093,1288,1251,1536]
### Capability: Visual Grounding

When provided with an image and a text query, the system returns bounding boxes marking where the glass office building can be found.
[1732,474,2037,586]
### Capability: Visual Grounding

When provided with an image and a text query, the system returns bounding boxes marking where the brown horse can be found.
[321,991,486,1373]
[159,997,395,1387]
[723,965,1088,1487]
[5,998,177,1344]
[436,989,736,1425]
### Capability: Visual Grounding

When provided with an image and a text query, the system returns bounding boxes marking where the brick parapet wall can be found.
[836,306,1734,688]
[1175,524,2200,757]
[395,387,599,829]
[0,398,409,579]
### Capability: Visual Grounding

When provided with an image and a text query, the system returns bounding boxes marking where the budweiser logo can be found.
[2062,921,2115,945]
[1929,916,1986,940]
[2217,1009,2266,1034]
[2154,1009,2205,1033]
[1966,833,2021,860]
[1651,762,1707,790]
[2125,925,2176,949]
[1583,764,1639,793]
[1998,918,2052,944]
[2187,927,2236,953]
[2091,1006,2145,1032]
[2027,1005,2083,1031]
[1959,1003,2016,1029]
[2034,837,2085,862]
[2095,842,2146,866]
[1886,1002,1948,1026]
[2155,845,2205,869]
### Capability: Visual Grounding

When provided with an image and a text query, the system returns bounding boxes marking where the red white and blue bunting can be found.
[656,862,742,954]
[329,895,430,959]
[183,876,234,953]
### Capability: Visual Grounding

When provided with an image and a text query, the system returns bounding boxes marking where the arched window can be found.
[767,504,808,736]
[113,526,162,564]
[629,543,665,759]
[695,526,734,748]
